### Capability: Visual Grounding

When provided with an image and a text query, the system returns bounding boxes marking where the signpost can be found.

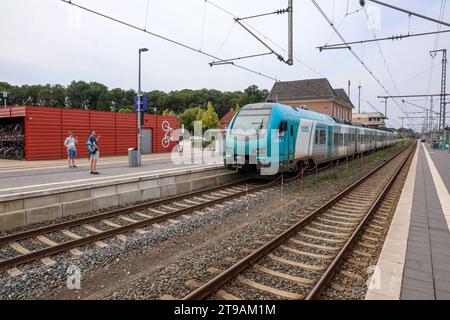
[137,48,148,166]
[134,95,148,112]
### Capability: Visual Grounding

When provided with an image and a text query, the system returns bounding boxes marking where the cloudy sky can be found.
[0,0,449,128]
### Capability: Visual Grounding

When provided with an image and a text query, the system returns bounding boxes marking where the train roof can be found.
[241,103,335,123]
[240,103,395,134]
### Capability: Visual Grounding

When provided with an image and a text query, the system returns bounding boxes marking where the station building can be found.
[0,106,178,160]
[267,78,354,123]
[352,112,386,128]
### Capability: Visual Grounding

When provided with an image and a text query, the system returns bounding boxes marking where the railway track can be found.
[0,178,281,276]
[321,148,413,299]
[182,142,416,300]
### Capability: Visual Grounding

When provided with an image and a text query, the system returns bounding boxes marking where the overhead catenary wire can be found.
[318,28,450,50]
[203,0,340,87]
[367,0,450,28]
[59,0,278,82]
[426,0,447,105]
[199,0,207,51]
[310,0,408,128]
[362,6,407,116]
[59,0,342,104]
[144,0,150,30]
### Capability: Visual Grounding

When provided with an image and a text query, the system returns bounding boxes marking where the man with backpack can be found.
[87,130,100,174]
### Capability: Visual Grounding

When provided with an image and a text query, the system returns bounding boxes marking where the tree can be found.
[0,80,273,118]
[199,101,219,132]
[179,107,203,133]
[88,82,109,111]
[196,108,205,121]
[66,81,91,109]
[118,106,133,113]
[162,108,174,116]
[107,88,132,112]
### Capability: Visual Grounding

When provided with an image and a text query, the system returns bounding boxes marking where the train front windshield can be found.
[231,109,271,132]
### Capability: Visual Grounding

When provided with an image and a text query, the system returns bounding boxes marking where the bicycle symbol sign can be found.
[161,121,173,148]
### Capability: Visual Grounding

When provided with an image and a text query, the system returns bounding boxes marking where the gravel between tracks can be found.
[0,145,405,300]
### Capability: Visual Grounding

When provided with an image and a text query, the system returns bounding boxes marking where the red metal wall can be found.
[25,107,62,160]
[116,113,137,156]
[21,106,177,160]
[153,116,179,153]
[61,109,90,158]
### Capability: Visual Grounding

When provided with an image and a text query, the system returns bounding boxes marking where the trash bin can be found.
[128,148,140,167]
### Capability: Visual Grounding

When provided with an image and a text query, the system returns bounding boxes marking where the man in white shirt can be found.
[64,131,78,168]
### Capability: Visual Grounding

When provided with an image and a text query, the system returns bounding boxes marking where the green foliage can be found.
[0,80,269,116]
[118,106,133,113]
[199,101,220,132]
[196,108,205,121]
[162,108,174,116]
[179,107,204,133]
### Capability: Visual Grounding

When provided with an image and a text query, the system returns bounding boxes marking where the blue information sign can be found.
[134,95,148,111]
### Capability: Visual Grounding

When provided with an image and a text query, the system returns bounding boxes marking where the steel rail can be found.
[0,178,254,245]
[305,142,416,299]
[0,177,281,270]
[182,142,413,300]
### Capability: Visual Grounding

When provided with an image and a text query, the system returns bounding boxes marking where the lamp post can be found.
[138,48,148,166]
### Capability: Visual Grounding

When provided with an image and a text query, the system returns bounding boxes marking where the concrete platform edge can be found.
[365,141,419,300]
[0,166,239,231]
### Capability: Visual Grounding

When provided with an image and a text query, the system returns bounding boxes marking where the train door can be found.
[288,122,295,161]
[312,123,328,163]
[327,125,333,160]
[295,119,313,159]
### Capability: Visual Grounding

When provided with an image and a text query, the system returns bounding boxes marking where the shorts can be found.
[67,149,77,158]
[90,150,99,161]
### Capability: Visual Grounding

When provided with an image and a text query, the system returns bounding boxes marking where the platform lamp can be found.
[137,48,148,166]
[2,91,7,108]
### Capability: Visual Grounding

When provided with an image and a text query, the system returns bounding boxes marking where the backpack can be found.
[86,138,96,154]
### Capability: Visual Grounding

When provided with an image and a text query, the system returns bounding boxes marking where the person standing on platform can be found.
[87,130,100,174]
[64,131,78,168]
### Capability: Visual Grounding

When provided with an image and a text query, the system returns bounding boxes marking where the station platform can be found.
[366,141,450,300]
[0,148,218,196]
[0,144,236,232]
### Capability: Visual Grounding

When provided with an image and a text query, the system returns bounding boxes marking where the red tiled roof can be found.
[219,108,236,129]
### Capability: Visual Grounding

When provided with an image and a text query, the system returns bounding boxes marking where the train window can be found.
[315,129,319,144]
[290,124,294,136]
[319,130,326,144]
[334,133,339,146]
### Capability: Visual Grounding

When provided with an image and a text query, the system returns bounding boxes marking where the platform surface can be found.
[0,145,222,196]
[400,143,450,299]
[366,141,450,300]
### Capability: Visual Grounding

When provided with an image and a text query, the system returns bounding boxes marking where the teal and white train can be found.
[224,103,397,174]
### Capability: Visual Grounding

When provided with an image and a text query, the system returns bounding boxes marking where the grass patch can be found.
[299,141,410,190]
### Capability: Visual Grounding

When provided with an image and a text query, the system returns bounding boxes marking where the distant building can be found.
[352,112,386,128]
[219,108,236,129]
[267,78,354,123]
